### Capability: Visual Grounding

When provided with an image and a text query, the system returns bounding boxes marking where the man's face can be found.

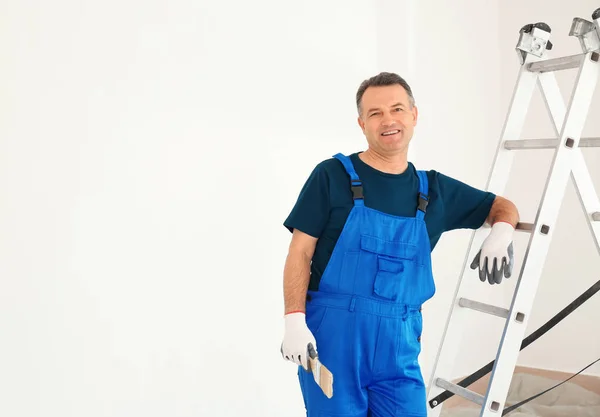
[357,85,418,155]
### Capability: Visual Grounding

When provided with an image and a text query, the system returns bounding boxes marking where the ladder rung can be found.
[458,298,510,318]
[484,222,533,232]
[504,137,600,150]
[516,222,534,232]
[593,212,600,221]
[526,53,584,73]
[578,138,600,147]
[435,378,484,406]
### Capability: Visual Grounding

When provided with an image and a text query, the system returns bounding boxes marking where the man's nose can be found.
[381,112,396,126]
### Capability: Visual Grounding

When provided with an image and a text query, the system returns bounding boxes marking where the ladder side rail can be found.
[425,53,542,417]
[480,52,600,417]
[537,71,600,254]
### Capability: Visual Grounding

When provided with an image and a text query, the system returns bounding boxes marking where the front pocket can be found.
[373,255,426,302]
[359,234,432,303]
[360,234,418,260]
[360,235,417,301]
[373,256,405,301]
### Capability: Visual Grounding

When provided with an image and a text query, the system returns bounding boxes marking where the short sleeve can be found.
[437,172,496,231]
[283,163,331,238]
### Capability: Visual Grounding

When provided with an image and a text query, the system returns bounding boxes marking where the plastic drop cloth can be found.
[440,372,600,417]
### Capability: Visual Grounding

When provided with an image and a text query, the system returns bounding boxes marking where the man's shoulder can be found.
[310,152,358,178]
[314,155,344,171]
[425,169,487,192]
[410,165,442,186]
[420,168,496,208]
[415,168,467,189]
[413,167,493,202]
[317,152,358,167]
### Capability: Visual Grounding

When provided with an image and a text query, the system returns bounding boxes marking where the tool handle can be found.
[307,343,317,359]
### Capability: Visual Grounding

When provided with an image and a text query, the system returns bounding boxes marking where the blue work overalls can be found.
[298,153,436,417]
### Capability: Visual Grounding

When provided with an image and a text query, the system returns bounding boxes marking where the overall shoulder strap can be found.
[333,153,364,205]
[416,170,429,219]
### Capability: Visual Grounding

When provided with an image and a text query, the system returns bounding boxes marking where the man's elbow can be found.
[487,195,520,226]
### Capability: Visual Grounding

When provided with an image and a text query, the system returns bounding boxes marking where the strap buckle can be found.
[351,180,364,200]
[418,192,429,212]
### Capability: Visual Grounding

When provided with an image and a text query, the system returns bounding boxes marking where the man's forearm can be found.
[283,251,311,314]
[486,196,520,227]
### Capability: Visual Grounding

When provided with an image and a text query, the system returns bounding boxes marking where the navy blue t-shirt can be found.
[283,152,496,292]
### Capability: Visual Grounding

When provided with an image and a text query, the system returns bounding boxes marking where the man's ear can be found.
[357,116,366,133]
[412,105,419,126]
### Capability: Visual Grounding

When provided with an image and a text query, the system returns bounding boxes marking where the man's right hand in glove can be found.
[281,311,316,371]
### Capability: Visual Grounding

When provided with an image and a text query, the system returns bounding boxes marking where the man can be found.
[281,72,519,417]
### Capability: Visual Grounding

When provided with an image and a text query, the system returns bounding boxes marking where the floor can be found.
[439,366,600,416]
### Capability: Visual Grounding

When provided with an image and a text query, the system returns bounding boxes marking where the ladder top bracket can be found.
[571,17,596,37]
[516,22,553,63]
[570,16,600,53]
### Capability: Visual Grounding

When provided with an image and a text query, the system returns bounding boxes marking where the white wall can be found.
[1,1,598,416]
[407,0,506,384]
[497,1,600,377]
[0,1,381,416]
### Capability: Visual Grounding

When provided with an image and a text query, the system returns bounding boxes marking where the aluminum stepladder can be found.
[426,9,600,417]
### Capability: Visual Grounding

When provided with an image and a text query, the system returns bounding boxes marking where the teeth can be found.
[382,130,400,136]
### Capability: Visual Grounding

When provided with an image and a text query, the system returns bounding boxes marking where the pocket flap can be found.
[378,256,404,273]
[361,234,417,260]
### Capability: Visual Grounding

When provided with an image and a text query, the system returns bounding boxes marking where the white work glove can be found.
[470,222,515,285]
[280,312,316,370]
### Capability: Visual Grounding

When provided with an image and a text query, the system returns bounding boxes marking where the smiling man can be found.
[281,72,519,417]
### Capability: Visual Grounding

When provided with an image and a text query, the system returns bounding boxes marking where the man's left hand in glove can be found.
[470,221,515,284]
[470,196,519,285]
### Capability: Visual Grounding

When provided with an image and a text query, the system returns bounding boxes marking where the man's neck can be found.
[359,149,408,175]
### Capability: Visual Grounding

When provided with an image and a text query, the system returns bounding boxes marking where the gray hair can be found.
[356,72,415,115]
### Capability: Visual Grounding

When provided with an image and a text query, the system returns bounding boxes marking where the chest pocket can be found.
[360,234,426,304]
